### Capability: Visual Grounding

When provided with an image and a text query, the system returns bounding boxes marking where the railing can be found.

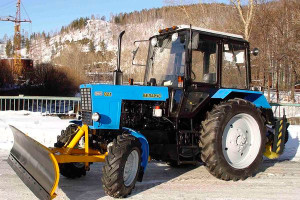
[0,95,81,114]
[1,95,299,118]
[270,103,300,118]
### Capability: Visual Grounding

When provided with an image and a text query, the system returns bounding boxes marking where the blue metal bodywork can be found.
[122,127,149,172]
[211,89,271,109]
[80,84,169,130]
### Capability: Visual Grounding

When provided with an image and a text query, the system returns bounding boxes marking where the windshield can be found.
[144,32,186,86]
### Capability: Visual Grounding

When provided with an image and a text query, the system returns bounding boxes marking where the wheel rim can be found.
[123,149,139,187]
[222,113,261,169]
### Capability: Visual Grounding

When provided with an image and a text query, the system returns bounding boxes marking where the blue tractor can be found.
[8,25,288,199]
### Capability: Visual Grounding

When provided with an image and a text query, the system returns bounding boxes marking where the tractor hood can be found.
[80,84,169,129]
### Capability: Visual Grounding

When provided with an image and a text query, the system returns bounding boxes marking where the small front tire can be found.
[54,124,87,179]
[102,134,142,198]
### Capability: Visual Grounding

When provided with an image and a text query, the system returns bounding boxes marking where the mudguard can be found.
[211,89,271,109]
[122,127,149,171]
[7,126,59,200]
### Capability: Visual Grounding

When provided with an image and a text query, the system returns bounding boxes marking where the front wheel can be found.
[200,98,266,181]
[54,124,87,179]
[102,134,142,198]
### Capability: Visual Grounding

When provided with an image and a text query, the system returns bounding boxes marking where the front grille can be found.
[80,88,93,125]
[80,88,92,111]
[82,111,93,125]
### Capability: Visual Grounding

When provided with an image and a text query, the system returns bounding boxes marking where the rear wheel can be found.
[54,124,87,179]
[200,98,265,181]
[102,134,142,198]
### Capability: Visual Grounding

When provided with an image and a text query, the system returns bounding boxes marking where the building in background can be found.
[0,58,33,74]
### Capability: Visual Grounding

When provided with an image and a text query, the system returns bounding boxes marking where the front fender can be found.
[122,127,149,172]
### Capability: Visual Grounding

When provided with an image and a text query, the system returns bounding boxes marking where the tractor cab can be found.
[142,25,252,118]
[144,25,250,89]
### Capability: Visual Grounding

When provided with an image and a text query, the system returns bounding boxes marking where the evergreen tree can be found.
[5,39,13,57]
[89,40,95,52]
[2,34,8,43]
[25,38,30,54]
[21,35,26,47]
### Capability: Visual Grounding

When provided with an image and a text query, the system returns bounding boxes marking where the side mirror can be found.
[132,40,148,66]
[251,48,259,56]
[188,32,199,50]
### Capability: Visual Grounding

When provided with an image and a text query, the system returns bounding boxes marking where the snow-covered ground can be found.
[264,91,300,118]
[264,91,300,104]
[0,111,70,150]
[0,111,300,200]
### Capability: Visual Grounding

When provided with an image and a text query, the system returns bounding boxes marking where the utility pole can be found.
[0,0,31,77]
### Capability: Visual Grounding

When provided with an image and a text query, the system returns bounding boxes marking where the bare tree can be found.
[230,0,256,40]
[164,0,208,27]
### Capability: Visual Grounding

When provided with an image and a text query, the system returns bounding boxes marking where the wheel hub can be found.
[235,130,248,152]
[222,113,261,169]
[123,150,139,187]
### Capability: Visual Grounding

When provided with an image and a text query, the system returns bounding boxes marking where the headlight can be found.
[92,112,100,121]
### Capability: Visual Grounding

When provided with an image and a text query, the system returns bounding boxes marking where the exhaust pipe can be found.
[113,30,125,85]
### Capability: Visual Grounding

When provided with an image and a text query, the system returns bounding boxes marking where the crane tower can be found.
[0,0,31,76]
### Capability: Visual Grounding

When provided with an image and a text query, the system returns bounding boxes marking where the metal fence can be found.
[0,95,81,114]
[1,95,300,118]
[270,103,300,118]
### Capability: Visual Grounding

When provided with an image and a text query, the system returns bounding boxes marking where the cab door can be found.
[179,32,222,118]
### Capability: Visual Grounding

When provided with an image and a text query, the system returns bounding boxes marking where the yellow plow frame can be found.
[8,125,105,200]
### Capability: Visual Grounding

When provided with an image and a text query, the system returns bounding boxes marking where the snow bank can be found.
[280,125,300,161]
[0,111,70,150]
[264,91,300,104]
[0,111,299,162]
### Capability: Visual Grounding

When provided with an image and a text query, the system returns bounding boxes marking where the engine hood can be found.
[79,84,169,129]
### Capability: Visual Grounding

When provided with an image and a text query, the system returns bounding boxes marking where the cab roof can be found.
[178,25,244,39]
[156,25,246,42]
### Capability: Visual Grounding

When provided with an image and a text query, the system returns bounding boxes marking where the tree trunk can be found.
[276,63,279,103]
[291,67,296,103]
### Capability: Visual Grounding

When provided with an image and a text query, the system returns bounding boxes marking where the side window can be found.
[222,43,247,89]
[191,39,217,84]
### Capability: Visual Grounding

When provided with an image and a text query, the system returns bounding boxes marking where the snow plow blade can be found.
[7,125,59,200]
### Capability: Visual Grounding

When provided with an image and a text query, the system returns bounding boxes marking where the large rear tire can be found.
[102,134,142,198]
[200,98,265,181]
[54,124,87,179]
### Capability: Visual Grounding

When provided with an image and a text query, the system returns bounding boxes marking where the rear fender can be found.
[211,89,271,109]
[122,127,149,181]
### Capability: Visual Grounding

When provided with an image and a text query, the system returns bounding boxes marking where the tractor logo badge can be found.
[143,93,161,98]
[94,91,103,96]
[104,92,112,97]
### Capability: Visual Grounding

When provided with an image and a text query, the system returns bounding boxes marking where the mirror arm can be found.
[131,40,149,66]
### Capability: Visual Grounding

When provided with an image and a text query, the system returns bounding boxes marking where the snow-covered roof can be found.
[177,25,244,39]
